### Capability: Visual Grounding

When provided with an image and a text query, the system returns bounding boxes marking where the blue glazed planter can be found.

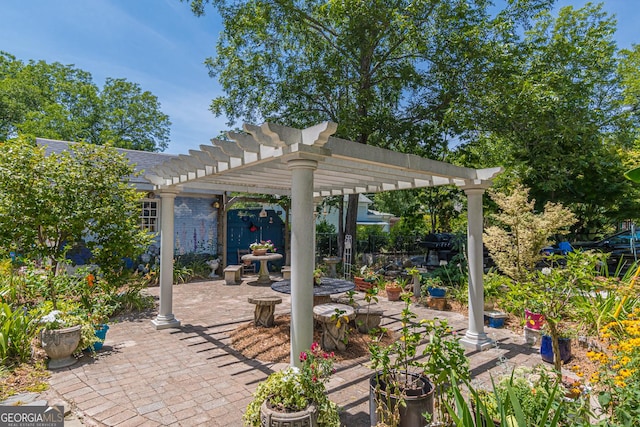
[540,334,572,364]
[91,324,109,351]
[488,317,505,328]
[427,287,446,298]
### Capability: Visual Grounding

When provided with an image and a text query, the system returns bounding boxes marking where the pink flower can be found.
[300,351,307,362]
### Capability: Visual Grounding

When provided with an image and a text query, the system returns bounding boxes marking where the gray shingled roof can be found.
[36,138,177,189]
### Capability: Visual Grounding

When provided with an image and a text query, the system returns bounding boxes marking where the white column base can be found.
[151,315,181,330]
[460,331,493,351]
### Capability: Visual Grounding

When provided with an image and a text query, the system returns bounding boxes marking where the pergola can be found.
[145,121,502,364]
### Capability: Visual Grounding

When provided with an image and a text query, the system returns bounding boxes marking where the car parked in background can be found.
[416,232,494,270]
[572,228,640,271]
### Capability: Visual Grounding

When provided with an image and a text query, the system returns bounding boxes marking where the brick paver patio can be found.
[38,276,544,426]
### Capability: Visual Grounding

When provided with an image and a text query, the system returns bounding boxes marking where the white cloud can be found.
[174,203,192,217]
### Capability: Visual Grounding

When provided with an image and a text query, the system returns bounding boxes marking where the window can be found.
[140,200,158,232]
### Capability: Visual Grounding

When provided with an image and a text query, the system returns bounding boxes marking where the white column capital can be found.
[287,158,318,171]
[157,188,181,197]
[462,186,488,196]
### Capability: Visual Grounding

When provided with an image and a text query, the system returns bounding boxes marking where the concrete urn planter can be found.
[260,400,318,427]
[40,324,82,369]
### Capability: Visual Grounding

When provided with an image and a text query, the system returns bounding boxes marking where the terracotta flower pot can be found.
[252,248,268,256]
[385,286,402,301]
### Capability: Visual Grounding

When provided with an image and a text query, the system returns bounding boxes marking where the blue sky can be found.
[1,0,638,154]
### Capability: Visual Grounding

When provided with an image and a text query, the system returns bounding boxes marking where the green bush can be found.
[0,303,35,366]
[174,253,216,279]
[446,367,593,426]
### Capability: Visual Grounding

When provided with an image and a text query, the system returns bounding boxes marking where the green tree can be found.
[0,137,152,305]
[0,52,170,152]
[185,0,553,255]
[458,4,640,237]
[483,184,576,283]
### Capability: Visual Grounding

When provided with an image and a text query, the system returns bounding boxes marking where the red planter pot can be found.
[525,309,544,330]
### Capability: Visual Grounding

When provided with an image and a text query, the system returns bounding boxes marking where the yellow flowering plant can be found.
[587,307,640,425]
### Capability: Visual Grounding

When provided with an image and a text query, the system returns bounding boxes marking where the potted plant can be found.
[244,342,340,427]
[37,301,98,369]
[368,294,469,426]
[250,240,276,255]
[524,252,603,378]
[385,279,404,301]
[423,276,447,298]
[353,265,377,291]
[540,325,573,364]
[80,272,119,351]
[524,300,545,331]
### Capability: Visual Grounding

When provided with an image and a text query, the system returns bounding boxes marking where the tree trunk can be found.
[337,200,345,263]
[548,321,563,380]
[346,194,359,262]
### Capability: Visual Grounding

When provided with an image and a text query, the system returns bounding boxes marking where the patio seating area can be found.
[35,275,549,426]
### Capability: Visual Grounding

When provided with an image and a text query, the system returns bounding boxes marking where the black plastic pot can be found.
[369,371,435,427]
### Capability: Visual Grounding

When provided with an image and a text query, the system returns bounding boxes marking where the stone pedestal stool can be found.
[248,296,282,327]
[312,303,355,351]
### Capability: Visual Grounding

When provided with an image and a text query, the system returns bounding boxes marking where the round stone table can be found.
[271,277,354,295]
[271,277,355,305]
[312,302,355,351]
[241,253,283,284]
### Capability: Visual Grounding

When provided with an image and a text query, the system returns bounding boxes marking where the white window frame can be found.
[140,199,160,232]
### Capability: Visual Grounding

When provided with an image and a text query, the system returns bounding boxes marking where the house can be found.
[318,194,395,231]
[37,139,224,264]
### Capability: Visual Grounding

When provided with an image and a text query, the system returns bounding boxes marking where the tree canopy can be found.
[457,4,640,237]
[0,52,171,152]
[185,0,556,246]
[0,137,152,282]
[186,1,640,238]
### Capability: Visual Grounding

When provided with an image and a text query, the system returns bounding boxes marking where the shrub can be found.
[588,307,640,425]
[0,303,35,366]
[484,184,576,282]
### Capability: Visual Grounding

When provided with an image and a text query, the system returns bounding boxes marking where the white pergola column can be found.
[460,186,492,350]
[288,158,317,367]
[152,189,181,330]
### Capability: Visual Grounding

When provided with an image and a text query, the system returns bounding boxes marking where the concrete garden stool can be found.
[248,296,282,327]
[312,303,355,351]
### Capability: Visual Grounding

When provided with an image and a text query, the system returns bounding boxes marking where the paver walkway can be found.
[35,276,546,426]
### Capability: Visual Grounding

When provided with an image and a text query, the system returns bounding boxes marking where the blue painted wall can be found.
[174,196,218,255]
